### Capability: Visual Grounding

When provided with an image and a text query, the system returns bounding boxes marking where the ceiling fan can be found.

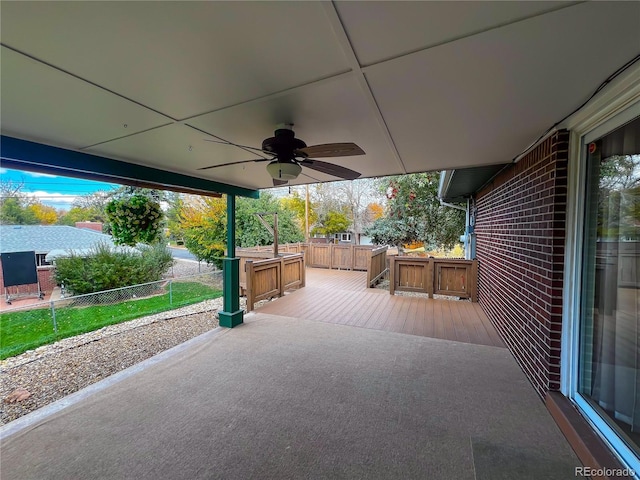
[199,124,365,186]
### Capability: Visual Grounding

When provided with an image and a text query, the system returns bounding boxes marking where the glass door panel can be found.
[579,115,640,459]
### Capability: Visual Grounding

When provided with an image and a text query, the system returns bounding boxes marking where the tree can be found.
[0,179,39,225]
[280,190,317,235]
[312,210,350,237]
[0,197,39,225]
[105,190,164,246]
[28,202,58,224]
[165,192,185,242]
[365,172,465,251]
[236,193,304,247]
[180,196,228,268]
[366,202,384,221]
[179,192,305,267]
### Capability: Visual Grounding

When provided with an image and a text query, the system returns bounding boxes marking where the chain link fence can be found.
[0,271,223,360]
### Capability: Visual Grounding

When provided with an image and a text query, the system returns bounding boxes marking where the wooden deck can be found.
[255,268,505,348]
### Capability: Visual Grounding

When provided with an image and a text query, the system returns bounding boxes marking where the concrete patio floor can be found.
[0,313,580,479]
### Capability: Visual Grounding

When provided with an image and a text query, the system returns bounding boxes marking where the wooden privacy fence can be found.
[244,253,305,312]
[389,256,478,302]
[237,243,377,271]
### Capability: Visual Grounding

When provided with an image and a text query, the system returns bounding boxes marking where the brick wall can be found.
[75,222,103,232]
[0,259,57,295]
[475,130,569,398]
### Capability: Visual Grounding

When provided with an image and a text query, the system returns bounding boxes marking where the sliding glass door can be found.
[577,114,640,470]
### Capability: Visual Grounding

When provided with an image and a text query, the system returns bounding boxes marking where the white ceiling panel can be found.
[335,1,572,66]
[85,122,356,190]
[186,74,401,183]
[0,2,350,120]
[1,1,638,193]
[364,1,640,171]
[0,46,171,149]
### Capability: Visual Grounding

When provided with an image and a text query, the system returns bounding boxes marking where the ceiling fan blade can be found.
[300,159,361,180]
[272,178,288,186]
[203,138,271,156]
[197,158,271,171]
[296,143,365,158]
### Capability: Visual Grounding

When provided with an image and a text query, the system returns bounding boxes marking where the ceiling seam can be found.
[359,1,587,72]
[0,44,178,123]
[323,1,407,174]
[79,123,173,150]
[176,70,353,123]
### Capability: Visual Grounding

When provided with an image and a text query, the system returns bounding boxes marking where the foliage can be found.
[596,154,640,240]
[236,193,304,247]
[179,193,304,267]
[54,243,174,295]
[312,210,351,236]
[0,281,222,360]
[0,197,39,225]
[280,191,317,235]
[309,179,377,235]
[57,205,105,226]
[365,172,465,250]
[57,190,113,228]
[105,191,164,246]
[366,202,384,221]
[165,192,185,241]
[180,196,227,268]
[28,202,58,224]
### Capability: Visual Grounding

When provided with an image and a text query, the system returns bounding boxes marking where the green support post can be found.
[219,194,244,328]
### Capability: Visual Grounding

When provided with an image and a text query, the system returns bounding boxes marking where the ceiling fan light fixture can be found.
[266,161,301,180]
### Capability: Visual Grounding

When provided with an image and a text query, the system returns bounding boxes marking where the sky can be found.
[0,167,120,211]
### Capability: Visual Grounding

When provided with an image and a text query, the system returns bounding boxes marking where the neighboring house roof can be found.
[0,225,115,254]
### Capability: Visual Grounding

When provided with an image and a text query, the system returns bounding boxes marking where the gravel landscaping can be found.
[0,298,226,425]
[0,260,268,426]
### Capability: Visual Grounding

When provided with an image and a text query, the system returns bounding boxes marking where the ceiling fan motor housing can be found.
[262,128,308,159]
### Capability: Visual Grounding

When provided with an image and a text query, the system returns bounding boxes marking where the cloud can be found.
[29,191,77,204]
[26,171,58,178]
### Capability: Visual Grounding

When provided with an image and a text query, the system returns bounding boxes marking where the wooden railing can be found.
[367,246,389,288]
[244,253,306,312]
[389,256,478,302]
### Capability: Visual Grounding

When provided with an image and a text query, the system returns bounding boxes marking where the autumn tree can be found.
[28,202,58,224]
[179,192,304,267]
[365,172,464,251]
[179,196,227,267]
[279,190,317,238]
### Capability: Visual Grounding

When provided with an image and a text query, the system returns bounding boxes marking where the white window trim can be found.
[561,62,640,474]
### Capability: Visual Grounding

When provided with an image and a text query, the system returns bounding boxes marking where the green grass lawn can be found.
[0,282,222,360]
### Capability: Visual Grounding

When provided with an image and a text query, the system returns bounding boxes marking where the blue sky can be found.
[0,167,119,210]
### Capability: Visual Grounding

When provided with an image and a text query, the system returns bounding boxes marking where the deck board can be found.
[256,268,505,348]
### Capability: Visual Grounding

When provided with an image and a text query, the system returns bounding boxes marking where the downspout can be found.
[219,194,244,328]
[439,198,471,259]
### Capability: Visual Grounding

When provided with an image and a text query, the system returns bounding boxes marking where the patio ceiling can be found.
[1,1,639,195]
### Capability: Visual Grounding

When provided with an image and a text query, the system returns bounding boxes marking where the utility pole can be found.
[305,184,310,243]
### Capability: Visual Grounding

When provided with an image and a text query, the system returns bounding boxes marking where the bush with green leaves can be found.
[54,243,174,295]
[105,194,163,246]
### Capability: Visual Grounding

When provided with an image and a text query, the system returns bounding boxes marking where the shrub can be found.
[54,243,174,295]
